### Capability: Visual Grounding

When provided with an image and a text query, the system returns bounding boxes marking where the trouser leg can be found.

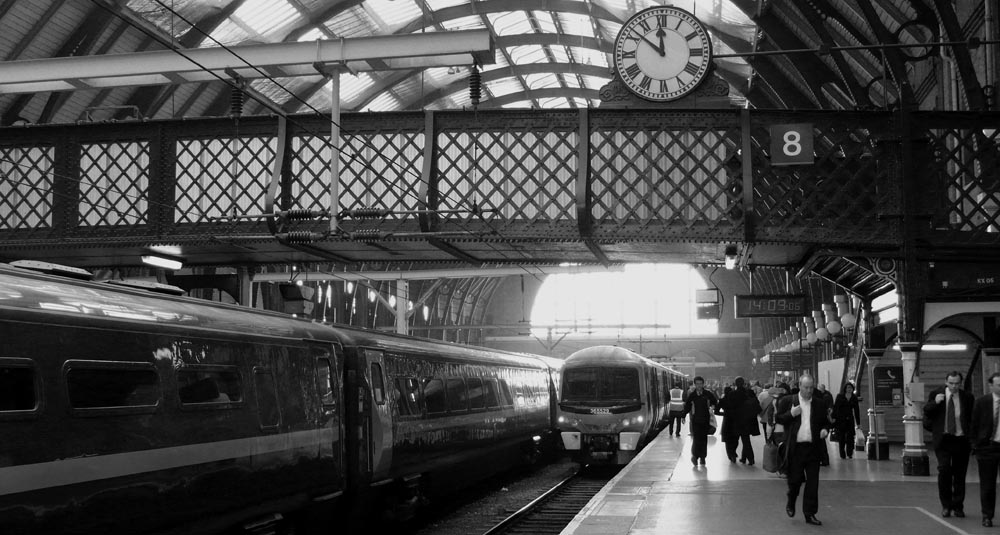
[937,444,954,508]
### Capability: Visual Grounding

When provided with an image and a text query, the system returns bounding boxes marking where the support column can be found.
[395,280,408,335]
[865,348,890,460]
[899,341,929,475]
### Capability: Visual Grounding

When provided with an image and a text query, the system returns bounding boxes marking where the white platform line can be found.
[857,506,972,535]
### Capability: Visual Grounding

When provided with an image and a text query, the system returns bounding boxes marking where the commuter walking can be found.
[970,372,1000,527]
[719,378,747,463]
[738,381,762,465]
[832,382,862,460]
[923,371,973,518]
[667,382,686,437]
[684,376,719,466]
[776,375,830,526]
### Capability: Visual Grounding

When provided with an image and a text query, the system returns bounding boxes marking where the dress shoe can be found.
[699,457,706,465]
[740,458,747,464]
[805,514,822,526]
[941,508,951,518]
[984,517,993,527]
[692,456,698,466]
[786,501,795,518]
[954,509,965,518]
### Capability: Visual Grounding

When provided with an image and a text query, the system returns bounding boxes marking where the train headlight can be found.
[558,415,565,424]
[621,418,630,426]
[636,415,644,423]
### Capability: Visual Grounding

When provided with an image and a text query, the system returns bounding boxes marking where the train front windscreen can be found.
[561,367,639,404]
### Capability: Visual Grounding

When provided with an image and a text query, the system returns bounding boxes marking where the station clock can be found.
[612,6,713,102]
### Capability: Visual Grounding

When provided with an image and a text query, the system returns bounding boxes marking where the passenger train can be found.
[556,345,688,465]
[0,261,559,534]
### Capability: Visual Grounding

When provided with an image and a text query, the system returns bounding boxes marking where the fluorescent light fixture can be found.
[891,343,968,352]
[141,253,183,271]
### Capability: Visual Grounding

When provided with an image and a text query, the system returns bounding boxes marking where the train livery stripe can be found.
[0,427,338,496]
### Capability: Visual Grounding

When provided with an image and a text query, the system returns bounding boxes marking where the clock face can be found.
[613,6,713,102]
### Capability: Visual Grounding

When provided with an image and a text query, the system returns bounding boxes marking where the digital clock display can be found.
[734,294,807,318]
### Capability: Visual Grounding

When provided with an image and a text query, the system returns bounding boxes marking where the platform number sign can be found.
[769,123,814,166]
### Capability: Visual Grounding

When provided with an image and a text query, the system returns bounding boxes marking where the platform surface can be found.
[561,418,994,535]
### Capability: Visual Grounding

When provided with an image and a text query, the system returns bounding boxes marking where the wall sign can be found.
[873,365,904,408]
[770,123,814,166]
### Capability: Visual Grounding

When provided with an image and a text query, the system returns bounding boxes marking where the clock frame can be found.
[612,6,713,102]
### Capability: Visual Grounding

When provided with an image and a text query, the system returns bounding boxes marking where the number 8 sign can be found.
[769,123,814,166]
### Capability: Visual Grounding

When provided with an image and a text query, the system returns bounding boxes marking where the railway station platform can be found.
[561,420,988,535]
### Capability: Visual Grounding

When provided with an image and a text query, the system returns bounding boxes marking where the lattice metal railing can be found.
[433,111,578,237]
[3,109,1000,258]
[0,145,53,230]
[921,113,1000,243]
[589,111,742,241]
[174,135,274,224]
[749,112,896,245]
[78,141,149,227]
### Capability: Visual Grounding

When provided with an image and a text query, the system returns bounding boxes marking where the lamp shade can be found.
[815,326,830,341]
[841,312,857,329]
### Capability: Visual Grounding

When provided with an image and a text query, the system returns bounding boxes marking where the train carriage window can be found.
[0,359,38,414]
[394,377,422,416]
[562,367,640,402]
[483,379,500,409]
[65,361,160,412]
[467,377,485,410]
[446,378,468,412]
[316,357,335,406]
[371,362,386,405]
[177,366,242,406]
[253,368,281,430]
[423,378,446,414]
[497,379,514,407]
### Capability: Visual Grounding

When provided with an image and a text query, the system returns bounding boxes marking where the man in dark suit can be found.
[775,374,829,526]
[923,371,974,518]
[971,372,1000,527]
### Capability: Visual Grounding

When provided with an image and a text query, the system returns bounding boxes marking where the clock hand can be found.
[634,31,665,57]
[656,27,666,57]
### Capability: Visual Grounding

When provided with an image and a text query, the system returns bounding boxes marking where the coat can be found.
[775,393,831,458]
[922,387,974,449]
[718,387,746,441]
[684,389,719,426]
[969,393,1000,449]
[832,393,862,435]
[740,391,762,436]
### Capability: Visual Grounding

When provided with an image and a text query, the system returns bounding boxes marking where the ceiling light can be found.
[140,252,184,271]
[724,245,738,270]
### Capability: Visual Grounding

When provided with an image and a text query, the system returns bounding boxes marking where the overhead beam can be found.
[252,264,624,282]
[0,30,495,95]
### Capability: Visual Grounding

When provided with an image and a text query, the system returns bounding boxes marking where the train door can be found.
[308,341,345,490]
[344,347,394,488]
[363,349,393,479]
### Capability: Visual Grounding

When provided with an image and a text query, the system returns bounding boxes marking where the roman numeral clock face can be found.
[613,6,713,102]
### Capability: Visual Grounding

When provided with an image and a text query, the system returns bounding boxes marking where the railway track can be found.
[482,466,621,535]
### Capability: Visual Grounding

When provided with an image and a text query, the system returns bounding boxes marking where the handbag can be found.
[829,428,840,442]
[708,412,718,435]
[855,426,866,451]
[762,438,781,473]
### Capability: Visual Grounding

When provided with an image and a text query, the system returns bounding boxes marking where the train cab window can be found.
[423,378,446,414]
[316,358,335,406]
[483,379,500,409]
[497,379,514,407]
[0,359,37,413]
[371,362,386,405]
[446,378,468,412]
[253,369,281,430]
[466,377,485,410]
[66,361,160,412]
[395,377,422,416]
[177,366,242,405]
[562,367,640,402]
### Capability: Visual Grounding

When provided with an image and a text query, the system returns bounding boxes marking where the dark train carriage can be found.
[330,326,554,515]
[0,263,345,535]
